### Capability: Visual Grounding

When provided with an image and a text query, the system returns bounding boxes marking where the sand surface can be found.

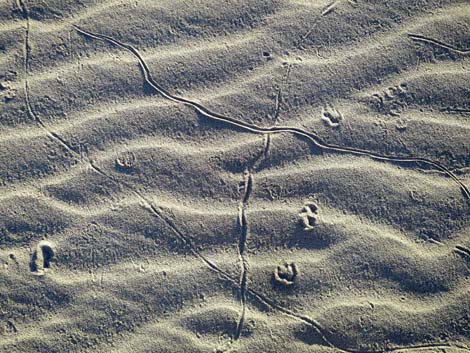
[1,0,470,352]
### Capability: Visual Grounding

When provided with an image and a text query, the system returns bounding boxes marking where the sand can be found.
[1,0,470,352]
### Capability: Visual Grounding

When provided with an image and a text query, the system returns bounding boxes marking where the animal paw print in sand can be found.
[0,81,17,102]
[299,202,319,231]
[370,83,410,116]
[274,262,298,286]
[321,105,343,128]
[115,151,136,171]
[30,240,55,275]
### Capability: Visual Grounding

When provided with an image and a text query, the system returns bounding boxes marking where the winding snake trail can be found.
[72,25,470,202]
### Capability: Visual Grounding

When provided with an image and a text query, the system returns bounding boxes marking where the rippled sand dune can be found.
[1,0,469,352]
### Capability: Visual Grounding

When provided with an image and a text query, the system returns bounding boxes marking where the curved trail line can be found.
[408,33,470,55]
[16,0,105,178]
[17,0,82,159]
[17,0,52,141]
[73,26,470,202]
[72,25,337,351]
[235,168,253,339]
[383,343,470,353]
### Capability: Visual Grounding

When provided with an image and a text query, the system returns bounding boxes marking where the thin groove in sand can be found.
[235,168,253,339]
[71,152,343,349]
[454,245,470,260]
[408,33,470,55]
[8,21,342,348]
[8,22,463,350]
[16,0,83,162]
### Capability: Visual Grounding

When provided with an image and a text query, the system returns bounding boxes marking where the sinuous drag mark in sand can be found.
[408,33,470,56]
[235,168,252,339]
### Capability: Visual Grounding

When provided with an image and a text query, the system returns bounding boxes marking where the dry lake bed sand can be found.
[1,0,470,352]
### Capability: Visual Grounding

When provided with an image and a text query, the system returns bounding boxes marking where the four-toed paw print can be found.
[298,202,320,230]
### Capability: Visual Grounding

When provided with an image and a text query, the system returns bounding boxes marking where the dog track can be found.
[273,262,298,286]
[73,26,470,202]
[321,105,344,127]
[0,14,462,353]
[2,4,468,352]
[115,151,137,171]
[299,202,320,230]
[2,18,468,350]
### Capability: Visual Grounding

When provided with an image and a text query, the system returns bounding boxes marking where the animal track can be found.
[454,245,470,260]
[115,151,137,171]
[260,63,291,168]
[30,240,55,275]
[1,4,465,352]
[440,107,470,115]
[321,105,343,128]
[0,320,17,335]
[369,83,411,116]
[408,33,470,56]
[236,167,254,339]
[273,262,298,286]
[3,253,19,272]
[0,81,17,102]
[59,26,470,352]
[299,202,320,230]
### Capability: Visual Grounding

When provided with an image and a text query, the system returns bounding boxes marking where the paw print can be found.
[321,105,343,128]
[30,240,55,275]
[369,83,410,116]
[115,151,136,171]
[0,81,17,102]
[273,262,298,286]
[298,202,319,230]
